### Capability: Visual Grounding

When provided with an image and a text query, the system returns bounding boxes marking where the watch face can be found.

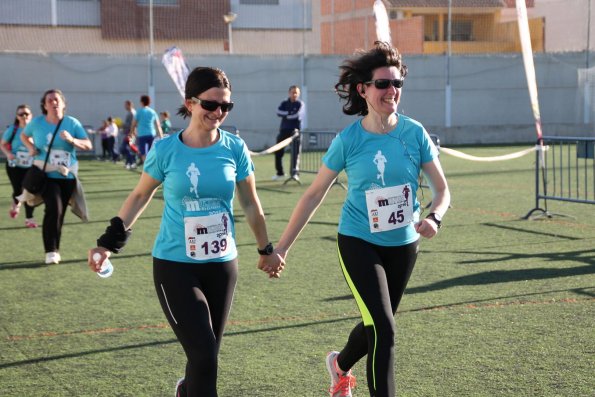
[432,213,442,222]
[259,243,274,255]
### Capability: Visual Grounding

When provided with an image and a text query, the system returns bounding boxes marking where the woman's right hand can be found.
[88,247,111,272]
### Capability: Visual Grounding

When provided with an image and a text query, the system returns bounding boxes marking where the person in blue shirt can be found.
[130,94,163,164]
[88,66,282,397]
[0,104,38,227]
[21,89,92,265]
[260,42,450,397]
[273,85,305,181]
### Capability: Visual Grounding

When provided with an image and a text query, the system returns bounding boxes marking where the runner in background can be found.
[1,104,38,227]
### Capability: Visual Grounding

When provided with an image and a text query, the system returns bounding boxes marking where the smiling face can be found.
[186,87,231,132]
[361,66,402,117]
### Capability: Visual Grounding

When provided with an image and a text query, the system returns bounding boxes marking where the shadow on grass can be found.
[0,316,359,369]
[407,253,594,294]
[483,222,583,240]
[324,286,595,309]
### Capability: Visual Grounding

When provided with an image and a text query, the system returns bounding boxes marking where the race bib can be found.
[184,212,235,260]
[15,151,33,167]
[49,149,72,168]
[365,183,414,233]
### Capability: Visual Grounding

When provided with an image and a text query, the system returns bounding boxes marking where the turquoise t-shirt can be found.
[323,114,438,247]
[2,125,33,168]
[23,115,87,179]
[135,107,159,137]
[143,129,254,263]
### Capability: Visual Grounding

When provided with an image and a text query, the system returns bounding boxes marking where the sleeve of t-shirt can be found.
[420,128,439,164]
[235,139,255,182]
[71,118,88,140]
[23,119,35,137]
[143,142,163,182]
[2,127,11,141]
[322,134,346,173]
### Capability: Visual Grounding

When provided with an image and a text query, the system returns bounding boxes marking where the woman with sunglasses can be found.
[1,104,38,227]
[88,66,281,397]
[260,41,450,397]
[21,89,93,264]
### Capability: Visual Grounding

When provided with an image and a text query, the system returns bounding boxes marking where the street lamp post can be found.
[223,12,238,54]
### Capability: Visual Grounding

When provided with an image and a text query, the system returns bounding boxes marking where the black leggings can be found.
[153,257,238,397]
[336,234,419,397]
[274,128,301,176]
[5,164,34,218]
[40,178,76,253]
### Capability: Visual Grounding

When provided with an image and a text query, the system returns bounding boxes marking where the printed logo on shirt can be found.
[373,150,387,186]
[186,162,201,198]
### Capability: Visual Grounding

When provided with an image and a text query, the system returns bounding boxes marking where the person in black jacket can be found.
[273,85,305,180]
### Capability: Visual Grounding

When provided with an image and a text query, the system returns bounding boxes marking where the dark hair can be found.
[334,41,408,116]
[140,95,151,106]
[40,89,66,115]
[177,67,232,119]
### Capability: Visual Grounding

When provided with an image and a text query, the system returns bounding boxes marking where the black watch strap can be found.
[426,213,442,228]
[257,242,274,255]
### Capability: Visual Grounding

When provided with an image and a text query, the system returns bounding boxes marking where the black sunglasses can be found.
[191,97,234,112]
[364,78,404,89]
[17,112,31,117]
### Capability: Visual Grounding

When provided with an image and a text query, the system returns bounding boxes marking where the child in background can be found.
[121,132,139,170]
[160,111,172,136]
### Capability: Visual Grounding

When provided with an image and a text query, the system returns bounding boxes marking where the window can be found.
[445,20,473,41]
[239,0,279,4]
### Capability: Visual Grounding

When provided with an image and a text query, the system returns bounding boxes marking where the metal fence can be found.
[295,130,345,188]
[525,136,595,218]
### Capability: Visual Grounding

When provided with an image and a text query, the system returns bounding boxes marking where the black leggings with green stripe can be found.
[336,234,419,397]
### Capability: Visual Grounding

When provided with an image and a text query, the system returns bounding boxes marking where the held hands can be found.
[257,249,286,279]
[414,218,438,239]
[88,247,111,273]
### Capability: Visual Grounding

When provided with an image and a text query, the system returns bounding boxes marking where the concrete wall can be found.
[0,52,593,150]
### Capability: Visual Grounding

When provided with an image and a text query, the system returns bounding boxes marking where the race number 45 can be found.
[388,210,405,225]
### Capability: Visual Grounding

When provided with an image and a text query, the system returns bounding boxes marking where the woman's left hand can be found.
[414,218,438,239]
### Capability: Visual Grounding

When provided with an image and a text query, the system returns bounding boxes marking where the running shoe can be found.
[326,351,356,397]
[9,202,21,219]
[25,218,39,228]
[45,252,61,265]
[271,174,285,181]
[174,377,186,397]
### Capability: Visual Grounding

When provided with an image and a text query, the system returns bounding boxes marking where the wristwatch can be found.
[257,242,274,255]
[426,213,442,229]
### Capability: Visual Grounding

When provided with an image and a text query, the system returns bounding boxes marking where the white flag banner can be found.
[516,0,543,140]
[162,46,189,99]
[373,0,392,44]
